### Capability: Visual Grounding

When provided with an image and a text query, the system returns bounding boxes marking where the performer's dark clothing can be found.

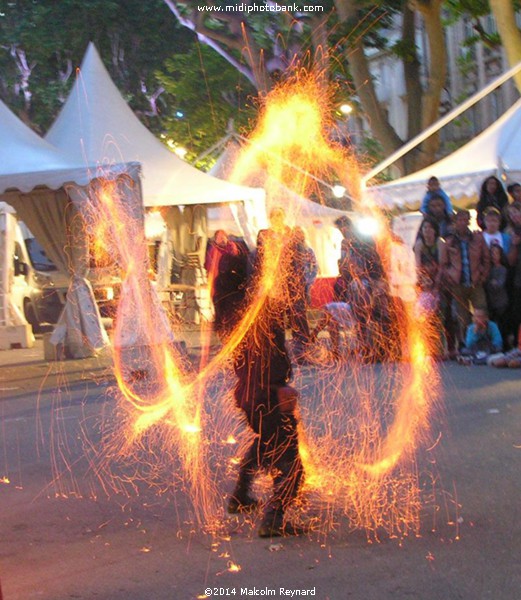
[232,302,303,513]
[255,228,311,360]
[340,236,384,283]
[287,239,312,360]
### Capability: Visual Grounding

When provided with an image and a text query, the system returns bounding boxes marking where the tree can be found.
[163,0,450,175]
[161,0,333,94]
[0,0,193,132]
[489,0,521,92]
[156,42,257,163]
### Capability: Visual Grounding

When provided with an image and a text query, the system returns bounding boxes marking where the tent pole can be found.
[194,132,233,164]
[362,60,521,186]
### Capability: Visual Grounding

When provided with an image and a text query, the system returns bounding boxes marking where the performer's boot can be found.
[257,498,306,537]
[258,502,284,537]
[258,415,305,537]
[227,481,258,514]
[227,455,259,514]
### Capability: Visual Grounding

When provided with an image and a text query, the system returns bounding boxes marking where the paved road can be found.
[0,340,520,600]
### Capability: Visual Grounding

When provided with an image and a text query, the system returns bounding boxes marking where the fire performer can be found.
[226,229,305,537]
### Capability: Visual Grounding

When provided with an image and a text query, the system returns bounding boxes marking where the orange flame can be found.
[83,73,441,539]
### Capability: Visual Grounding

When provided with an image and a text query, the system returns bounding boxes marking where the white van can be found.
[1,204,66,331]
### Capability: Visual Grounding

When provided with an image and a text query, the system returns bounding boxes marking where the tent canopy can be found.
[0,98,142,355]
[46,43,264,208]
[364,97,521,210]
[0,99,138,194]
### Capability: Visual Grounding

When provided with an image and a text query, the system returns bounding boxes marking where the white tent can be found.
[46,43,264,209]
[0,100,115,194]
[364,97,521,210]
[0,98,141,356]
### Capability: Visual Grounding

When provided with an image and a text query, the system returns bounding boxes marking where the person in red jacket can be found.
[441,210,490,351]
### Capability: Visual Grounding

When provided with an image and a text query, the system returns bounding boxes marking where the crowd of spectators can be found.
[204,176,521,369]
[415,176,521,367]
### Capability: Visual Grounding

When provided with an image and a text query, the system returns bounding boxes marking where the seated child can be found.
[458,308,503,365]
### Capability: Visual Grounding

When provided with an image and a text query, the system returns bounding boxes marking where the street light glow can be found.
[355,215,380,237]
[332,184,346,198]
[174,146,188,159]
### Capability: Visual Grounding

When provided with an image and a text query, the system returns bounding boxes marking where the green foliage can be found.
[358,135,390,181]
[443,0,490,23]
[391,39,418,63]
[456,51,476,79]
[157,43,257,163]
[0,0,192,132]
[443,0,513,50]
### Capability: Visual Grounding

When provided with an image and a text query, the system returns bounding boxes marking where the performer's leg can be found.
[258,411,304,537]
[228,437,260,513]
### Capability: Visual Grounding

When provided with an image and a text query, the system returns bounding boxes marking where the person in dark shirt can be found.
[477,175,509,231]
[424,193,454,238]
[441,209,490,351]
[204,230,248,338]
[420,176,454,216]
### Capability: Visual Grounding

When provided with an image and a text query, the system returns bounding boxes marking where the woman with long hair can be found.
[414,217,447,358]
[477,175,509,231]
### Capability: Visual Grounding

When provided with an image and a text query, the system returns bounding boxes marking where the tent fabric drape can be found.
[163,204,207,267]
[50,275,109,357]
[4,188,76,276]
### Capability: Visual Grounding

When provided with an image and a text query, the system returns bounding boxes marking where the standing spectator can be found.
[505,201,521,237]
[414,217,444,310]
[293,226,318,304]
[418,205,454,352]
[486,244,510,347]
[414,217,446,357]
[424,194,454,238]
[477,175,509,231]
[204,230,247,337]
[481,207,511,253]
[441,209,490,351]
[507,182,521,204]
[334,215,384,282]
[420,176,454,216]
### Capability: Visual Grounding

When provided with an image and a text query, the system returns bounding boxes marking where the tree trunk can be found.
[162,0,261,90]
[334,0,404,168]
[310,13,330,91]
[402,5,422,140]
[489,0,521,92]
[410,0,446,168]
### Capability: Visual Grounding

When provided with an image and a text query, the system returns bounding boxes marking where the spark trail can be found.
[86,74,441,538]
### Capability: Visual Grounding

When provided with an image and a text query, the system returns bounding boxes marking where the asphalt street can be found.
[0,337,520,600]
